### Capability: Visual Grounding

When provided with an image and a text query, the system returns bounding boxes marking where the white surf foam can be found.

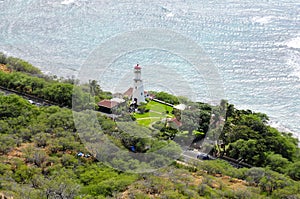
[286,37,300,49]
[166,12,174,18]
[268,120,292,133]
[0,49,11,56]
[268,120,299,146]
[252,16,274,25]
[285,39,300,78]
[61,0,76,5]
[287,58,300,78]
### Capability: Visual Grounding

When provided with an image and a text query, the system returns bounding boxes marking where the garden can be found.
[134,100,174,127]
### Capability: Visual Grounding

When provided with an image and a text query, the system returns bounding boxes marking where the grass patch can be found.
[134,100,174,127]
[147,100,173,113]
[134,111,162,119]
[136,118,156,126]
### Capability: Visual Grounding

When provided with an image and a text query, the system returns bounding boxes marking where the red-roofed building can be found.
[167,117,182,129]
[123,87,133,98]
[98,99,119,114]
[144,91,155,100]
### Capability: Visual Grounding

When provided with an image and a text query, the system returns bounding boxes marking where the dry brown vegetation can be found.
[0,64,11,73]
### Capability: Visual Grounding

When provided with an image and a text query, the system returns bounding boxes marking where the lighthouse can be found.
[132,64,146,105]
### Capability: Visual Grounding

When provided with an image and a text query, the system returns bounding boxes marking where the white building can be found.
[132,64,146,105]
[173,104,186,111]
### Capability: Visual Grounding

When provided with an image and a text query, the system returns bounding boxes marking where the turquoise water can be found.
[0,0,299,140]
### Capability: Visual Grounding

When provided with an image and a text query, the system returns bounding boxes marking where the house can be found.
[167,117,182,129]
[112,92,124,99]
[98,99,119,114]
[123,87,133,99]
[144,91,155,100]
[173,104,186,111]
[97,98,125,114]
[110,98,125,104]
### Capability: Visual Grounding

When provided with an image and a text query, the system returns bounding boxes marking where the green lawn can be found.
[137,118,157,126]
[134,100,174,127]
[147,100,173,113]
[134,111,162,119]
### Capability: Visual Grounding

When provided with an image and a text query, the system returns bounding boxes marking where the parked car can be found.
[197,153,211,160]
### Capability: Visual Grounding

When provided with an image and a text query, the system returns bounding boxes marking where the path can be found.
[152,98,174,107]
[0,86,60,107]
[136,117,161,120]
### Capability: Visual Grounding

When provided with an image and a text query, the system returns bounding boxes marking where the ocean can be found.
[0,0,299,140]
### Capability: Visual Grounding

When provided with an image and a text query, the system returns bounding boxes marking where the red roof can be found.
[134,64,141,69]
[98,100,119,109]
[144,91,155,99]
[170,118,182,127]
[123,87,133,97]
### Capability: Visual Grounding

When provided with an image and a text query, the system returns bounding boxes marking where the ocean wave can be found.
[268,120,293,133]
[166,12,174,18]
[61,0,76,5]
[286,36,300,49]
[285,43,300,78]
[268,120,299,146]
[252,16,274,25]
[288,65,300,79]
[0,49,11,56]
[268,120,300,147]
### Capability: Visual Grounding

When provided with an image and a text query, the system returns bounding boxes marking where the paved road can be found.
[0,87,58,107]
[181,149,217,163]
[182,150,200,161]
[181,149,252,168]
[181,150,210,163]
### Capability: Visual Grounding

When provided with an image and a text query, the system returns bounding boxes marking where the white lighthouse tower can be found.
[132,64,146,105]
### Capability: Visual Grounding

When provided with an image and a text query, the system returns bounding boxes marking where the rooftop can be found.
[174,104,186,111]
[134,64,141,70]
[123,87,133,97]
[98,100,119,109]
[111,98,125,103]
[168,118,182,127]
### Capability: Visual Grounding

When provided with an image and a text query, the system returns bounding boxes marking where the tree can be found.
[286,161,300,180]
[61,154,78,167]
[89,80,102,96]
[137,102,148,114]
[245,167,266,185]
[0,94,34,119]
[180,109,201,133]
[154,91,179,105]
[0,134,17,154]
[43,83,73,107]
[258,169,292,195]
[265,153,290,173]
[47,108,74,130]
[227,139,266,166]
[23,146,48,167]
[32,132,50,148]
[225,125,259,143]
[0,52,7,64]
[42,169,80,199]
[13,164,41,184]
